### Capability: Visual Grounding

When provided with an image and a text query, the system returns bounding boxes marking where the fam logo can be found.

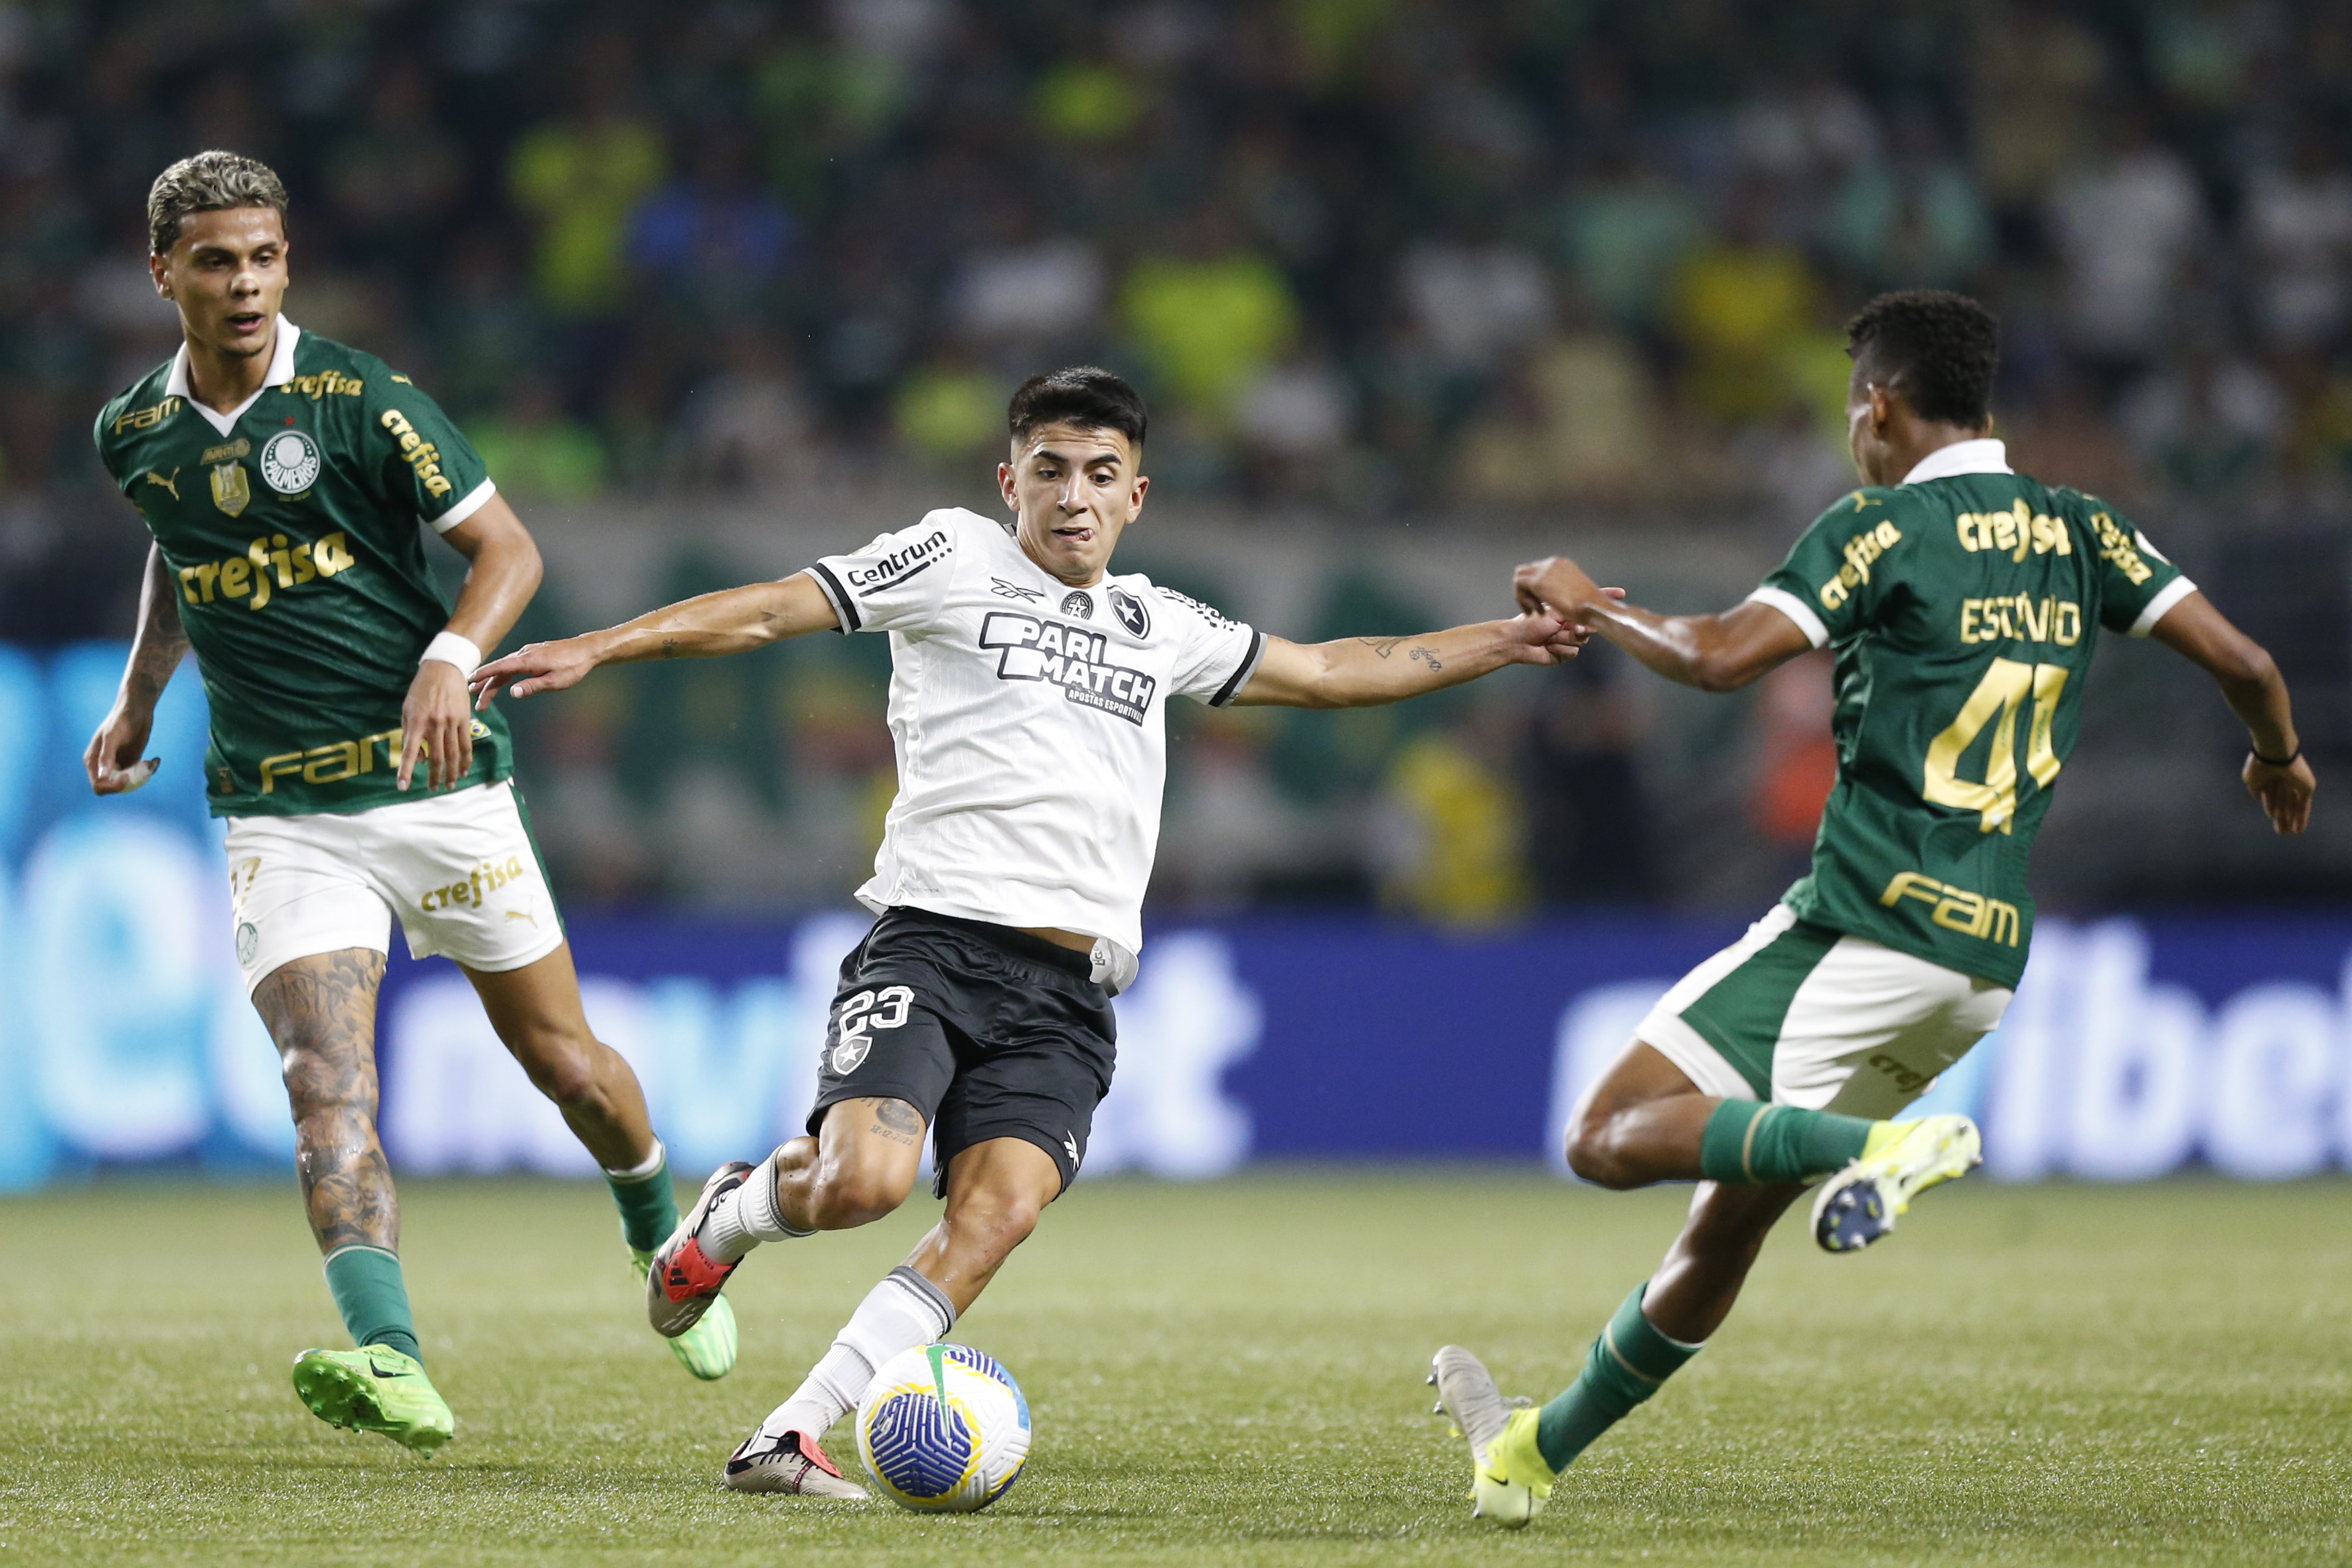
[1107,584,1150,639]
[979,611,1157,726]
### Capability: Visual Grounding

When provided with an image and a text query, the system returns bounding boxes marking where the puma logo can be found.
[504,908,538,926]
[144,468,182,501]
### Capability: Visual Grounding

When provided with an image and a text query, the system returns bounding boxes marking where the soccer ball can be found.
[855,1342,1031,1512]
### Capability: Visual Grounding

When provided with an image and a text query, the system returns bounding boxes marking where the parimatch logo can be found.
[979,612,1156,725]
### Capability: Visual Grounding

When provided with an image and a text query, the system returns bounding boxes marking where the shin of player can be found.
[1433,289,2315,1527]
[473,366,1588,1495]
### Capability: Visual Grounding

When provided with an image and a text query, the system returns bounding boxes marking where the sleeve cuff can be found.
[2128,576,2197,637]
[807,562,859,633]
[428,478,497,534]
[1746,585,1830,649]
[1208,629,1267,707]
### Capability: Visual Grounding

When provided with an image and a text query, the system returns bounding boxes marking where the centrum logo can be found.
[848,530,948,593]
[979,611,1156,725]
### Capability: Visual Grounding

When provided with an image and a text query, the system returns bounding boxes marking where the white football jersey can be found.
[808,507,1265,955]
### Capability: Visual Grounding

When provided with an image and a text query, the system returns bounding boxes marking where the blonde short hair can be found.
[147,150,289,255]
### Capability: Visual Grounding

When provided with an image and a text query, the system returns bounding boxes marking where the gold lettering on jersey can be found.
[178,531,354,607]
[416,856,528,912]
[210,461,251,517]
[279,370,364,400]
[378,408,455,498]
[1955,499,2073,563]
[143,468,181,501]
[2086,510,2153,586]
[1880,871,2021,947]
[112,396,183,433]
[1958,595,2082,647]
[200,439,250,465]
[259,726,402,794]
[1816,520,1904,610]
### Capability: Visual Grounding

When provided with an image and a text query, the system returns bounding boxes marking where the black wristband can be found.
[2252,745,2302,767]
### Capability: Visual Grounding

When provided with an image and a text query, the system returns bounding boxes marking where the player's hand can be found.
[399,660,473,793]
[471,635,601,706]
[84,696,161,795]
[2242,751,2315,835]
[1501,609,1578,666]
[1515,556,1604,621]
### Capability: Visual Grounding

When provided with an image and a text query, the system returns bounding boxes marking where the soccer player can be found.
[1433,289,2317,1527]
[85,152,737,1453]
[469,366,1581,1496]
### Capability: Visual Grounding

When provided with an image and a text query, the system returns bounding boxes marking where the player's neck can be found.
[1874,422,1990,487]
[183,317,279,416]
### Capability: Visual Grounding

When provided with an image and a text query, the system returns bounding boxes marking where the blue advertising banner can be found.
[5,643,2351,1188]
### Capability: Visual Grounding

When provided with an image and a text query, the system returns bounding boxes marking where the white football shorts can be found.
[1633,902,2013,1119]
[220,779,563,994]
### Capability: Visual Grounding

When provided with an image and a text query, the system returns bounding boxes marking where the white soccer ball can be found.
[855,1342,1032,1512]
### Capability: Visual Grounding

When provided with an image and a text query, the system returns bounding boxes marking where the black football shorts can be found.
[809,906,1117,1193]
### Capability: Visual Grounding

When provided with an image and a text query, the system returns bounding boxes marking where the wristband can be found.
[420,631,483,679]
[2252,745,2302,768]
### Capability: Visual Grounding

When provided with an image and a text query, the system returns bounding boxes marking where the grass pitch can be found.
[1,1172,2347,1567]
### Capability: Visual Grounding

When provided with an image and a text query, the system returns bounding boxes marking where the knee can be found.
[947,1189,1042,1261]
[509,1027,600,1105]
[803,1164,909,1230]
[1564,1107,1642,1190]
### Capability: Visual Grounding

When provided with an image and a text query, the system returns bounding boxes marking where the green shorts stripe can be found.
[1676,919,1841,1097]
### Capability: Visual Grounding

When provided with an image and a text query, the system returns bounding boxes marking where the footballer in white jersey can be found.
[471,366,1590,1495]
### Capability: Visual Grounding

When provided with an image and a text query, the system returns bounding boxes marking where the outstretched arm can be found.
[401,494,544,793]
[2149,589,2313,834]
[1232,612,1575,709]
[469,570,842,706]
[84,544,190,795]
[1514,555,1812,692]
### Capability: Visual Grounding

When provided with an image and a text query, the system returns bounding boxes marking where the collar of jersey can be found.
[1899,437,2009,487]
[167,318,303,437]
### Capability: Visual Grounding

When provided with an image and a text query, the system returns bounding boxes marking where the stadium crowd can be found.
[3,0,2346,916]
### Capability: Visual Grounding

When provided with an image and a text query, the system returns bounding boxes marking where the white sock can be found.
[698,1156,807,1263]
[757,1266,956,1441]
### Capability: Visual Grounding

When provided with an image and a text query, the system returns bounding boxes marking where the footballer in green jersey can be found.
[1427,290,2315,1529]
[81,153,738,1451]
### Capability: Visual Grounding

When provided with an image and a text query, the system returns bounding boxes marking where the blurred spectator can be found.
[945,233,1107,362]
[1120,213,1297,426]
[325,62,465,276]
[1397,238,1553,370]
[2046,114,2204,386]
[1669,185,1831,425]
[433,228,544,420]
[1374,712,1531,930]
[1520,658,1654,905]
[2121,347,2286,493]
[682,331,821,489]
[1967,7,2108,214]
[1749,651,1838,882]
[1558,145,1707,333]
[468,379,607,501]
[2244,128,2352,353]
[1823,108,1993,290]
[508,46,667,315]
[1460,330,1664,506]
[894,356,1004,466]
[1235,349,1355,494]
[627,124,799,323]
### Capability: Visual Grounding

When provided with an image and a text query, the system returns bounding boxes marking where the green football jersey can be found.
[1749,441,2193,988]
[92,319,512,817]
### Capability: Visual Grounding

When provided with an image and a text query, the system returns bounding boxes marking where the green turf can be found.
[2,1173,2347,1566]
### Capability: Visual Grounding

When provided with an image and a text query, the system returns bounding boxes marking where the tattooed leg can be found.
[255,948,395,1254]
[759,1098,925,1233]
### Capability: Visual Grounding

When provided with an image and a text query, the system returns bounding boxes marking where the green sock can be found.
[323,1244,423,1365]
[605,1140,679,1255]
[1535,1285,1703,1473]
[1698,1099,1873,1184]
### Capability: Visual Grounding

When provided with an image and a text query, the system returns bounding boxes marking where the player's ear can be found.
[998,459,1018,511]
[149,252,170,299]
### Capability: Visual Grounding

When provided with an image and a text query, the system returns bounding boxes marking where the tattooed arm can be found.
[256,949,398,1253]
[1231,614,1581,709]
[84,544,191,794]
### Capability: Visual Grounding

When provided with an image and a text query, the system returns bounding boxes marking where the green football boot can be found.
[632,1249,738,1380]
[1812,1113,1983,1253]
[291,1344,455,1454]
[1429,1346,1552,1528]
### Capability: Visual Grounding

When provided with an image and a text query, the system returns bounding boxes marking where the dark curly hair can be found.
[1008,366,1147,448]
[1844,290,1999,429]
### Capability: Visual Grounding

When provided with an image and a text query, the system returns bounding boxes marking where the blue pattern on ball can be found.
[867,1383,977,1498]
